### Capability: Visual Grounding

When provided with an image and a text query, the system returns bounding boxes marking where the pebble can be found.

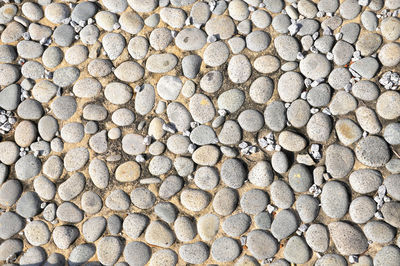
[145,220,175,248]
[221,159,246,189]
[15,154,41,181]
[363,221,395,244]
[349,196,376,224]
[114,61,144,83]
[16,40,43,59]
[274,35,300,61]
[0,239,23,261]
[0,64,19,86]
[355,136,390,167]
[45,3,70,24]
[159,175,183,200]
[240,189,269,214]
[180,189,210,212]
[381,17,400,41]
[0,179,22,207]
[328,221,368,255]
[211,236,241,262]
[238,109,264,132]
[149,249,178,266]
[300,53,331,80]
[329,91,357,116]
[119,11,144,35]
[123,241,151,266]
[218,89,245,114]
[351,80,379,101]
[167,102,192,132]
[246,31,270,52]
[192,145,220,166]
[174,216,196,242]
[374,245,400,266]
[53,225,79,250]
[376,91,400,120]
[335,118,362,146]
[222,212,250,237]
[306,112,332,142]
[157,75,182,101]
[386,158,400,174]
[249,76,274,104]
[315,254,347,266]
[122,213,148,239]
[42,46,63,68]
[272,14,291,33]
[128,36,149,59]
[278,71,304,103]
[321,181,349,219]
[212,187,238,216]
[284,236,311,264]
[15,121,37,147]
[95,11,118,31]
[351,57,379,79]
[381,202,400,228]
[279,131,307,153]
[19,246,47,266]
[1,22,25,44]
[271,209,298,240]
[264,101,287,132]
[305,224,329,253]
[97,236,123,265]
[384,123,400,145]
[182,54,202,78]
[296,194,320,223]
[244,230,278,261]
[88,159,109,189]
[175,28,207,51]
[197,214,219,241]
[228,54,252,83]
[179,242,209,264]
[0,45,17,63]
[271,151,289,174]
[356,106,382,134]
[203,41,229,67]
[270,180,294,209]
[379,43,400,67]
[349,169,382,194]
[205,15,236,39]
[56,202,83,223]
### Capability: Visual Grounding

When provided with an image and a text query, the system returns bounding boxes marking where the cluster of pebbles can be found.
[0,0,400,265]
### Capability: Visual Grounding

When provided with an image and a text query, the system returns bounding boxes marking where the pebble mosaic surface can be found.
[0,0,399,265]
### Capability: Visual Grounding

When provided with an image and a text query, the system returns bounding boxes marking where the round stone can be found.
[305,224,329,253]
[379,42,400,67]
[179,242,209,264]
[349,196,376,224]
[211,237,240,262]
[240,189,269,215]
[363,221,396,244]
[377,91,400,120]
[123,242,151,266]
[228,54,251,84]
[221,159,246,189]
[212,187,238,216]
[122,134,146,156]
[130,187,155,209]
[355,136,390,167]
[321,181,349,219]
[284,236,311,264]
[238,109,264,132]
[180,189,210,212]
[300,53,331,80]
[328,221,369,255]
